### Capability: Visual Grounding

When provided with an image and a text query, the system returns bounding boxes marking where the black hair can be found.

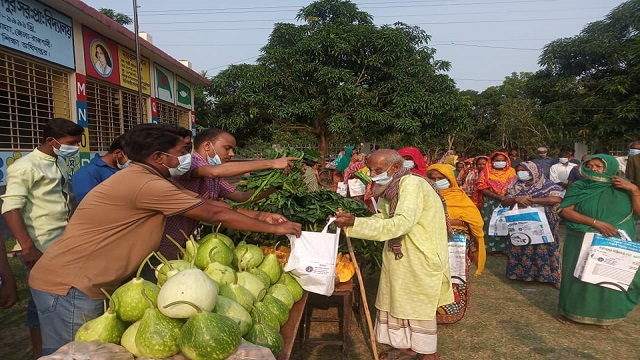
[560,146,575,155]
[108,134,126,153]
[94,44,112,67]
[559,149,572,157]
[124,123,183,163]
[42,118,84,142]
[194,128,229,149]
[474,156,488,166]
[593,148,610,155]
[177,127,192,139]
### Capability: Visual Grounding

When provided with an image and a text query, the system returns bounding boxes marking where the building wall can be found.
[0,0,198,186]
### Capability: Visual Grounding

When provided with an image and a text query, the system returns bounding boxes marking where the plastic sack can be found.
[227,340,277,360]
[503,205,554,245]
[285,218,341,296]
[347,178,366,197]
[488,205,509,236]
[38,341,134,360]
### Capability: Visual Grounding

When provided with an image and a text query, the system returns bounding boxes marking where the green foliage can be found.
[535,0,640,146]
[206,0,468,158]
[99,8,133,25]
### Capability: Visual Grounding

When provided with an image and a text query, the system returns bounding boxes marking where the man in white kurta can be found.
[335,150,453,360]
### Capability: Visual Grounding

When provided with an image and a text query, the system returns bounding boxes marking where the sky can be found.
[82,0,627,91]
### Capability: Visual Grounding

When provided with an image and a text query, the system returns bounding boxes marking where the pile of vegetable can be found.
[73,232,304,359]
[234,147,313,204]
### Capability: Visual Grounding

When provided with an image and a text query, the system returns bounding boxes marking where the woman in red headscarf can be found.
[476,152,516,255]
[398,146,428,177]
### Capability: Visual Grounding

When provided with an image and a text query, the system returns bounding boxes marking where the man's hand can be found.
[21,244,42,269]
[515,196,532,207]
[0,275,18,309]
[258,212,289,224]
[334,213,356,228]
[273,222,302,237]
[271,157,299,173]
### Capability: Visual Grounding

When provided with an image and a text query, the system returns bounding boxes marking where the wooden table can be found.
[278,291,309,360]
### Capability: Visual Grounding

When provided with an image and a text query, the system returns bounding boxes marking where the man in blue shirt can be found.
[72,135,128,203]
[532,146,557,179]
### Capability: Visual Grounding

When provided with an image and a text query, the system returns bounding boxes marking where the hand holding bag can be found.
[285,218,341,296]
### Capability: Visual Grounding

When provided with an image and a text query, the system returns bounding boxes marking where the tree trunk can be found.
[313,114,330,166]
[317,128,329,167]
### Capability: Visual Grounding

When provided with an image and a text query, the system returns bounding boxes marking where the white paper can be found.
[448,233,467,285]
[574,232,640,291]
[347,178,366,197]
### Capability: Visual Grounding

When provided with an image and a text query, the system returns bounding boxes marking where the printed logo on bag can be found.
[305,266,314,273]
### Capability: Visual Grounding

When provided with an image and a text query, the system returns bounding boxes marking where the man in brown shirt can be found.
[28,124,302,355]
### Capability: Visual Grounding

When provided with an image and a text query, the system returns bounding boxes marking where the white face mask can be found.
[559,158,569,164]
[403,160,415,169]
[517,170,532,181]
[434,179,450,190]
[493,161,507,169]
[370,166,393,185]
[207,143,222,166]
[116,159,131,170]
[629,149,640,157]
[162,153,192,177]
[52,139,79,158]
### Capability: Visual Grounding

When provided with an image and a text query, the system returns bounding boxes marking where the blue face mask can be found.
[517,171,532,181]
[629,149,640,157]
[493,161,507,169]
[53,139,79,158]
[434,179,450,190]
[207,143,222,166]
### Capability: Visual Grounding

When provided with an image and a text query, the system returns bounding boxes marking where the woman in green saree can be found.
[557,154,640,327]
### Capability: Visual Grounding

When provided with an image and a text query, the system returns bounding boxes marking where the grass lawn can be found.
[2,231,639,360]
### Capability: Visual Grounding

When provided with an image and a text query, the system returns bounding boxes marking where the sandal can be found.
[555,315,574,326]
[379,349,418,360]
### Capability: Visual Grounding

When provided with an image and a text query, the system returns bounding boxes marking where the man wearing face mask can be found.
[156,128,298,262]
[71,135,129,204]
[1,117,83,359]
[532,146,557,179]
[334,149,453,360]
[27,124,302,355]
[549,150,578,189]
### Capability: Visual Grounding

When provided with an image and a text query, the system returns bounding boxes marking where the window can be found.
[157,100,191,129]
[0,50,71,150]
[86,79,148,152]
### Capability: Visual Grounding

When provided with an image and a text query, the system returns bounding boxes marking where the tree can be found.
[208,0,468,158]
[536,0,640,146]
[99,8,133,26]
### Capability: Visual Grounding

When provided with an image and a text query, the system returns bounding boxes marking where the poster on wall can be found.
[118,46,150,95]
[155,65,174,103]
[176,77,192,109]
[0,0,75,68]
[82,26,119,84]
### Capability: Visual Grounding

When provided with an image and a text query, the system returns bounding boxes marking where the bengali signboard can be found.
[155,65,174,103]
[118,46,150,95]
[0,0,75,68]
[176,77,191,109]
[82,26,119,85]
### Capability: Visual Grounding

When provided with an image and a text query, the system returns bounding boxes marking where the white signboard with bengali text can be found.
[0,0,75,69]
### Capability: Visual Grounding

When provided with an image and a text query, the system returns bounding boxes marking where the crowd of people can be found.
[1,118,639,360]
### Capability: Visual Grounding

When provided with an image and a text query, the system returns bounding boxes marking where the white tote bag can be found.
[448,232,467,285]
[503,205,554,245]
[488,205,510,236]
[285,218,341,296]
[347,178,366,197]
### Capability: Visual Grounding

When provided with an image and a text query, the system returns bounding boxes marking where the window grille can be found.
[157,100,191,129]
[0,50,71,150]
[86,79,148,152]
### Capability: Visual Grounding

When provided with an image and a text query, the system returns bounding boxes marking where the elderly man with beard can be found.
[334,149,453,360]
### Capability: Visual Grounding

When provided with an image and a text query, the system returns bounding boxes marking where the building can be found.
[0,0,209,188]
